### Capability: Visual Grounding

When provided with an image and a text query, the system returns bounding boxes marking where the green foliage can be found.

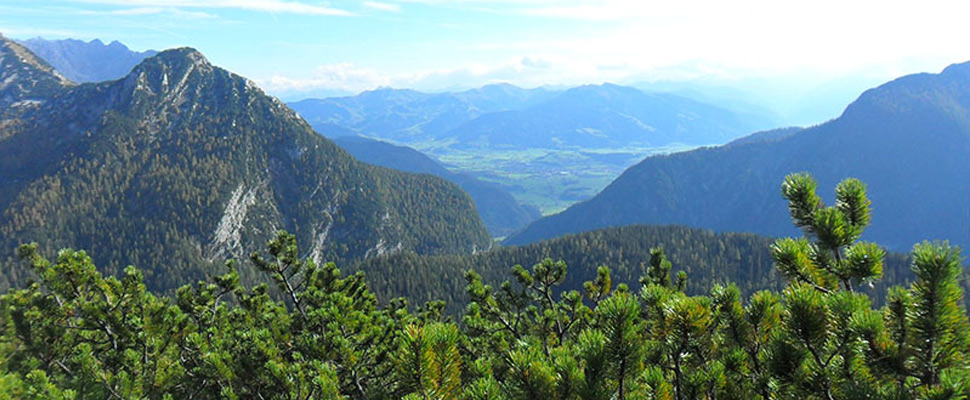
[596,291,642,400]
[764,174,970,399]
[1,174,969,400]
[396,323,462,399]
[774,173,886,293]
[909,242,970,389]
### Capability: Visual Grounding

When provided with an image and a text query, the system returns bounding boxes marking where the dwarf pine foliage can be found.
[2,174,968,399]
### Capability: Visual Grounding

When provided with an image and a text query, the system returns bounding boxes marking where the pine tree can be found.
[595,291,642,400]
[908,242,970,396]
[395,322,463,399]
[769,174,887,398]
[773,173,885,293]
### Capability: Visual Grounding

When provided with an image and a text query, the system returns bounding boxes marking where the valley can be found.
[427,143,695,215]
[293,83,774,220]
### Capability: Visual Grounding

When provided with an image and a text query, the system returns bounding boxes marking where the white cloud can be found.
[98,7,167,15]
[0,26,93,39]
[68,0,354,16]
[364,1,401,12]
[448,0,970,79]
[258,55,624,97]
[260,62,395,94]
[35,0,970,104]
[516,4,629,21]
[78,7,216,18]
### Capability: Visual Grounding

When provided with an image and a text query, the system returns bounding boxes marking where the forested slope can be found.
[0,38,490,293]
[355,224,912,316]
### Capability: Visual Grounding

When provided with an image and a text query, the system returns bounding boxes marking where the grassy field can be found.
[426,144,697,215]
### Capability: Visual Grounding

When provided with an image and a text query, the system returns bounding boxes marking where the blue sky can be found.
[4,0,970,116]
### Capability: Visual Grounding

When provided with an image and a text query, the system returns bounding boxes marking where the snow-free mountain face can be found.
[506,61,970,252]
[18,37,157,83]
[0,38,491,292]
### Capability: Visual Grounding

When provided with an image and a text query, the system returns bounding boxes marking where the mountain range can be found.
[6,32,969,295]
[291,82,776,151]
[506,62,970,252]
[0,34,490,292]
[18,37,157,83]
[443,83,774,150]
[289,83,558,143]
[635,74,883,128]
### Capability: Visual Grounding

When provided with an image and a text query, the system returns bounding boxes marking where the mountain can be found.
[18,37,157,83]
[445,83,770,150]
[289,83,557,142]
[0,34,73,108]
[506,62,970,251]
[332,135,540,236]
[0,38,490,292]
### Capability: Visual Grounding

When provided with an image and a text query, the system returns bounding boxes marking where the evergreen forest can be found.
[2,174,969,400]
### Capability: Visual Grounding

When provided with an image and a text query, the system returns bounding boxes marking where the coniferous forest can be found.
[2,174,969,399]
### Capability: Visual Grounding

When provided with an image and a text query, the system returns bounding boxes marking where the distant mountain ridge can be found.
[506,61,970,251]
[291,82,775,150]
[289,83,558,142]
[18,37,157,83]
[445,83,767,150]
[332,136,540,236]
[0,38,490,292]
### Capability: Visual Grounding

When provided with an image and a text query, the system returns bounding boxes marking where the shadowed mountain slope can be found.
[507,62,970,251]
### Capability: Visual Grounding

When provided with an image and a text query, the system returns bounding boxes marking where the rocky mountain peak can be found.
[111,46,282,123]
[124,47,214,94]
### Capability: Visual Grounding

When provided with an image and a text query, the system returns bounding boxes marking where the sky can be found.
[3,0,970,123]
